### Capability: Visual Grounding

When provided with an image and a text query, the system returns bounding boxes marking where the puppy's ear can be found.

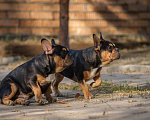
[51,39,56,46]
[93,34,101,51]
[100,32,104,40]
[41,38,53,54]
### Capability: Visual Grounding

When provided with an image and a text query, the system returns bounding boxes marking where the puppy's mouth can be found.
[117,52,120,59]
[111,53,120,60]
[111,49,120,60]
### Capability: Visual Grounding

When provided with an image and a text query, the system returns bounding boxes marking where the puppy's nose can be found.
[70,54,73,57]
[118,53,120,59]
[115,48,119,51]
[115,48,120,59]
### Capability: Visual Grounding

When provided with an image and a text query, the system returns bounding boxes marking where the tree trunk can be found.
[59,0,69,48]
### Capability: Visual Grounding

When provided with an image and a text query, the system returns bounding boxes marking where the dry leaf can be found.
[131,100,137,102]
[67,104,71,107]
[75,93,81,98]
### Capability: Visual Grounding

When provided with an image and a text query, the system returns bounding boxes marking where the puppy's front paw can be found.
[36,99,45,105]
[47,98,57,103]
[90,82,95,87]
[54,91,63,97]
[6,100,15,106]
[21,99,30,106]
[90,81,101,88]
[84,93,94,99]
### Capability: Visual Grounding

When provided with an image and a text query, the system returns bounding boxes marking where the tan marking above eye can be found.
[109,44,113,47]
[109,43,116,47]
[62,48,66,51]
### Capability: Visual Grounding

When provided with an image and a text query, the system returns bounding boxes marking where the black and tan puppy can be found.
[52,33,120,99]
[0,39,73,106]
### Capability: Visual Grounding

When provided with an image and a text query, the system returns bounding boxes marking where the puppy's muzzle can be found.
[115,48,120,59]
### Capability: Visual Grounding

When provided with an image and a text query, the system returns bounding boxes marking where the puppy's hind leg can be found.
[2,83,18,106]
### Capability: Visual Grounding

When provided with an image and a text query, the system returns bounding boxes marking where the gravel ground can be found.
[0,67,150,120]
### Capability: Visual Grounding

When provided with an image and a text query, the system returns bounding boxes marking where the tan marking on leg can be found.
[31,81,42,101]
[83,68,101,81]
[2,83,18,105]
[91,76,102,88]
[83,71,91,80]
[37,74,46,82]
[78,80,93,99]
[44,83,53,103]
[37,74,49,89]
[54,55,64,73]
[52,73,64,96]
[90,68,102,88]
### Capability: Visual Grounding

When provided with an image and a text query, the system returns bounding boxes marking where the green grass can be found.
[58,80,150,96]
[91,80,150,94]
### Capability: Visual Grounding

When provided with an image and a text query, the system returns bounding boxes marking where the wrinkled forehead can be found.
[54,45,69,52]
[108,42,116,47]
[103,41,116,47]
[62,47,69,52]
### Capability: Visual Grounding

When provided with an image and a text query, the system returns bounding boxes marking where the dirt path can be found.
[0,89,150,120]
[0,68,150,120]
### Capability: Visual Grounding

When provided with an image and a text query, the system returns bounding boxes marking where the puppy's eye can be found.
[108,46,113,52]
[108,46,112,50]
[61,50,67,58]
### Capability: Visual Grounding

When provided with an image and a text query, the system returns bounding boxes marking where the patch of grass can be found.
[73,85,80,90]
[58,80,150,100]
[90,80,150,99]
[58,85,63,89]
[126,68,131,72]
[65,87,68,90]
[58,84,81,91]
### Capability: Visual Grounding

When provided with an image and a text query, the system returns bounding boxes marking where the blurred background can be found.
[0,0,150,69]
